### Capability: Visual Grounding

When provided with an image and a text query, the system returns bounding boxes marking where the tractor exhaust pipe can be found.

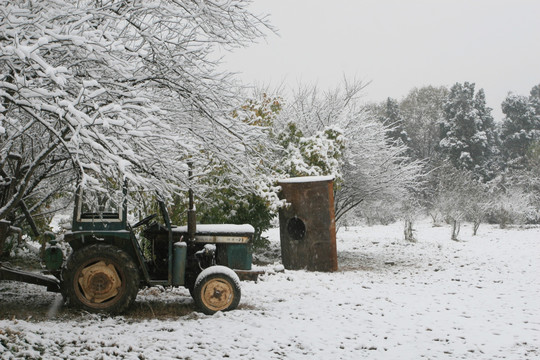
[187,163,196,241]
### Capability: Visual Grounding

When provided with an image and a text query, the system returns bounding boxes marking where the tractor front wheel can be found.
[193,266,241,315]
[63,244,139,314]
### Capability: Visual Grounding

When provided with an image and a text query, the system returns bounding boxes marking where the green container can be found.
[172,242,187,286]
[226,244,252,270]
[44,241,64,271]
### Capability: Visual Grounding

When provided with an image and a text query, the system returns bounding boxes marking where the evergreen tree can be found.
[500,84,540,169]
[530,84,540,114]
[400,86,449,161]
[439,82,498,180]
[378,98,410,145]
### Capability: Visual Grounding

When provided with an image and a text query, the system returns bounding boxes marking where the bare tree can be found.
[431,163,492,240]
[272,80,424,225]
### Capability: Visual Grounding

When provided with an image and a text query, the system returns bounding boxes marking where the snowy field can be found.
[1,220,539,359]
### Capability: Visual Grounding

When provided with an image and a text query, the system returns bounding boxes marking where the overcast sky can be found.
[223,0,540,120]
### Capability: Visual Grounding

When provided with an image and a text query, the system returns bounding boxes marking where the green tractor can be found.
[1,187,258,315]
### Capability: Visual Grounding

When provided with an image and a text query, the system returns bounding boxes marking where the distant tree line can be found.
[367,82,540,239]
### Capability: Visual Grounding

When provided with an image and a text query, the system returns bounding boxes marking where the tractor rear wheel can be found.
[63,244,139,314]
[193,266,241,315]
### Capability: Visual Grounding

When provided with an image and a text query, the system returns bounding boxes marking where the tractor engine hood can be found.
[172,224,255,244]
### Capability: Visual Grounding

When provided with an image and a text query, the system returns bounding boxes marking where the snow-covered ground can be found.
[1,221,539,359]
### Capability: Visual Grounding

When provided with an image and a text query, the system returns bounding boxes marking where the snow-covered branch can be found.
[1,0,272,223]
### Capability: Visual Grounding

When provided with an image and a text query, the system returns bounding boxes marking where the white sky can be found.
[222,0,540,120]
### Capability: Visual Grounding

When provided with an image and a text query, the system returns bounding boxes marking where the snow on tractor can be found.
[0,187,260,315]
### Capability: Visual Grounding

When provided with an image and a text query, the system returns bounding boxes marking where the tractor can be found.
[0,187,258,315]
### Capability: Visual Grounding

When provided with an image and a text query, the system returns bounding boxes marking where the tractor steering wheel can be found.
[131,214,157,228]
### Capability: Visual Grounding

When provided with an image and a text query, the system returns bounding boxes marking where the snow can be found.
[173,224,255,234]
[1,220,539,359]
[278,175,335,183]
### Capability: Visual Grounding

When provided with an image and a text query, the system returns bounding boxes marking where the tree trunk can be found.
[429,211,442,227]
[404,220,416,242]
[473,220,480,236]
[0,220,9,257]
[451,219,461,241]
